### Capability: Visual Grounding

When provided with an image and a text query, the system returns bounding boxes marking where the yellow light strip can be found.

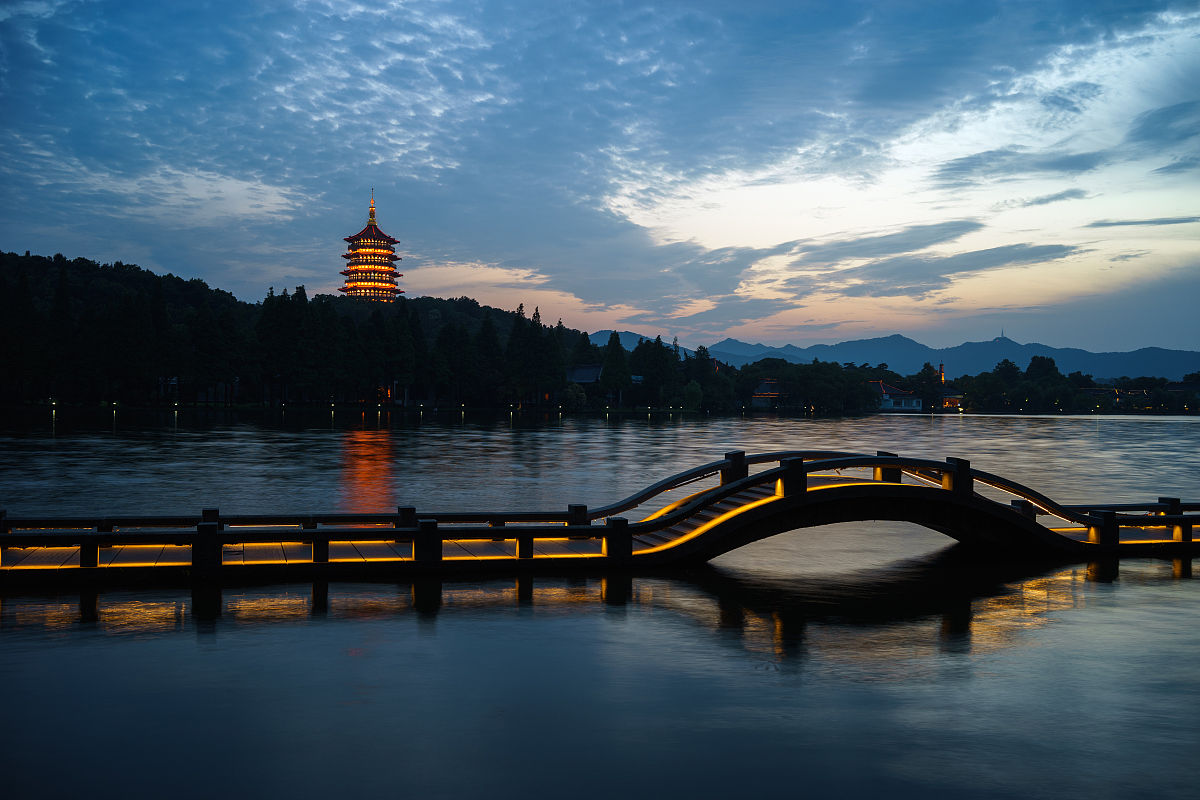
[634,494,782,555]
[639,487,716,522]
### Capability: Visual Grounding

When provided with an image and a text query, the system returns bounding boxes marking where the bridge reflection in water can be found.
[2,553,1191,669]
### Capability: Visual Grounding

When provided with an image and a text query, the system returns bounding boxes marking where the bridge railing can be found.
[4,451,1196,573]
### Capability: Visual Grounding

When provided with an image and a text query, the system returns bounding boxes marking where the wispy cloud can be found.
[829,243,1081,299]
[1086,217,1199,228]
[1018,188,1088,207]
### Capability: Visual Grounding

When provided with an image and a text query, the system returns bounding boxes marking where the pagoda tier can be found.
[339,195,403,302]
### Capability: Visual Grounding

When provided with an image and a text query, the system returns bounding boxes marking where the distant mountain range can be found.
[591,331,1200,381]
[588,330,696,358]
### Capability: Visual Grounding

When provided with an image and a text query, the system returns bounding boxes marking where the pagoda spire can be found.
[368,187,376,225]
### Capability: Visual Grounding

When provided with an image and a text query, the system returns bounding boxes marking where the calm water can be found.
[2,411,1199,798]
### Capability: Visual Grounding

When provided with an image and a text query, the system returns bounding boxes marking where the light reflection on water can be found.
[2,412,1199,798]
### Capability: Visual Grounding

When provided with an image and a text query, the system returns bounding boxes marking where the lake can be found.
[2,410,1198,799]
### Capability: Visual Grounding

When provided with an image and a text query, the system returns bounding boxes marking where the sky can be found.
[1,0,1198,352]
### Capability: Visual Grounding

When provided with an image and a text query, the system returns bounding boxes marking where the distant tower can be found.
[339,191,403,302]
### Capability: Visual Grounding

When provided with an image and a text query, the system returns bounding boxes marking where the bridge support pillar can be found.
[193,521,222,579]
[1087,511,1119,546]
[80,537,99,568]
[415,519,442,563]
[873,451,901,483]
[721,451,748,485]
[942,458,973,495]
[781,458,807,497]
[603,517,632,565]
[517,531,534,559]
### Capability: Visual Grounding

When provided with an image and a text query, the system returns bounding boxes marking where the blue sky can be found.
[1,0,1197,350]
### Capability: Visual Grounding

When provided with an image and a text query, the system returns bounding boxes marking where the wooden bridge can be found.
[2,450,1196,587]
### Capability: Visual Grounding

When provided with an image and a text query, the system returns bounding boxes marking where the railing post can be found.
[1159,498,1191,543]
[397,506,419,548]
[942,458,973,495]
[193,521,222,579]
[721,451,748,485]
[1087,511,1119,546]
[311,534,329,564]
[603,517,632,565]
[567,504,589,539]
[781,458,807,497]
[516,529,534,559]
[873,451,901,483]
[1010,500,1037,520]
[80,534,99,568]
[396,506,417,528]
[299,518,324,563]
[489,519,507,543]
[415,519,442,563]
[201,507,223,530]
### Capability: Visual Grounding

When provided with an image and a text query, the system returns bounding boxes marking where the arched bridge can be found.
[2,451,1197,584]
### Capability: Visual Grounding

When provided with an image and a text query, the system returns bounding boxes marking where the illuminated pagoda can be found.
[339,191,403,302]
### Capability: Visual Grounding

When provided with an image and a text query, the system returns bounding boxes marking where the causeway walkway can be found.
[2,450,1196,587]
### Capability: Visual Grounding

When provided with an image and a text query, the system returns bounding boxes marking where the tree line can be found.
[0,252,754,410]
[2,252,1191,414]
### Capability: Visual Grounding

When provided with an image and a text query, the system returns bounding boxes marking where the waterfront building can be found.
[868,379,922,411]
[751,378,785,409]
[339,193,403,301]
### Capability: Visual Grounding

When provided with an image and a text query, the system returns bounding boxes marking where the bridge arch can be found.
[630,480,1087,568]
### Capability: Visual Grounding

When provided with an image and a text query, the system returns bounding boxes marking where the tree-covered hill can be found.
[5,251,1187,414]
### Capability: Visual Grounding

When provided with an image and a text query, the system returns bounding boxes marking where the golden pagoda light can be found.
[339,190,403,302]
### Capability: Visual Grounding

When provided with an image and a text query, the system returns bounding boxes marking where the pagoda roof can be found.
[344,223,398,244]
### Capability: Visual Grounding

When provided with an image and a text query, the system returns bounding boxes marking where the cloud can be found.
[1086,217,1200,228]
[791,220,983,265]
[1,0,1198,353]
[933,148,1109,188]
[1153,157,1200,174]
[829,243,1080,298]
[1019,188,1088,207]
[1126,101,1200,146]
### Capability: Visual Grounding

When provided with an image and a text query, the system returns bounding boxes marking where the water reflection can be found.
[3,553,1191,671]
[338,429,395,511]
